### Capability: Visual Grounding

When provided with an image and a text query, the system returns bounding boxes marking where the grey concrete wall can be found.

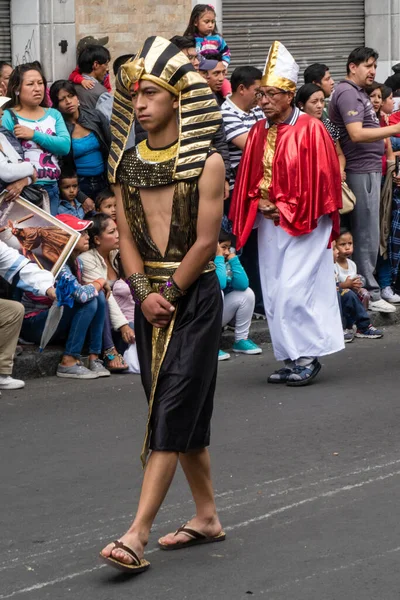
[11,0,76,83]
[365,0,400,82]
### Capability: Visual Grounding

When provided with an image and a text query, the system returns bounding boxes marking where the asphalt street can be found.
[1,328,400,600]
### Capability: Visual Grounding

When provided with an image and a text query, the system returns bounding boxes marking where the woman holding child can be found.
[2,63,71,215]
[0,106,37,200]
[49,80,110,199]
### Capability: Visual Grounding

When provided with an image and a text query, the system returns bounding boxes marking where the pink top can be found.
[112,279,135,322]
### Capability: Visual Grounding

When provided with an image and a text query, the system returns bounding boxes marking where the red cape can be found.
[229,114,342,250]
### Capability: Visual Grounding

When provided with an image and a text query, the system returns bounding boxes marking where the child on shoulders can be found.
[184,4,231,96]
[69,36,111,92]
[214,230,262,360]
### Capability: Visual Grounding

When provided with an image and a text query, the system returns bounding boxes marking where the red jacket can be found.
[68,66,111,92]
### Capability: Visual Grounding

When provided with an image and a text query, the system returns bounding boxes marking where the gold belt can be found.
[144,260,215,282]
[139,259,215,468]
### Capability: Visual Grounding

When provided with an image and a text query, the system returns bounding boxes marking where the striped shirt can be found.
[221,95,264,189]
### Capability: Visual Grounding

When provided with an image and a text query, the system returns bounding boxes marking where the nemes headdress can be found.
[108,36,222,183]
[261,40,299,93]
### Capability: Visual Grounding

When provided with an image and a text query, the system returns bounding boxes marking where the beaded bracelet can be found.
[159,276,186,303]
[125,273,153,305]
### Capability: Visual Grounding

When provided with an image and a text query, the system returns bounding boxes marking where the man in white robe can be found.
[230,41,344,386]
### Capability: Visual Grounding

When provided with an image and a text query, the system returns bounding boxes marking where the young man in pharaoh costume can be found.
[100,36,226,574]
[230,41,344,387]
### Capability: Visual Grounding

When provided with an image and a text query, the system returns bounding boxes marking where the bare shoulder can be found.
[201,151,225,179]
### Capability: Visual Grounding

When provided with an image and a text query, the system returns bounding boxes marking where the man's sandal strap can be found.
[174,526,206,540]
[112,540,141,566]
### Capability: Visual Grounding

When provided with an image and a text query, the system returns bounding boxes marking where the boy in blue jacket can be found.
[214,230,262,360]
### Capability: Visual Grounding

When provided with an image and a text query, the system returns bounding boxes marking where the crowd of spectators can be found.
[1,6,399,392]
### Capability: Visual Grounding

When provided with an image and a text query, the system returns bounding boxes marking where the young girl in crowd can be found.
[19,215,110,379]
[214,230,262,360]
[184,4,230,65]
[380,85,395,125]
[184,4,231,96]
[95,189,117,221]
[333,242,383,341]
[80,213,133,372]
[334,229,370,310]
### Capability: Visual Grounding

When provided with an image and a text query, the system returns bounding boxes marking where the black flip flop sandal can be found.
[158,525,226,551]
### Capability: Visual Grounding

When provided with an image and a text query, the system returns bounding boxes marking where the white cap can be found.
[0,97,11,108]
[261,41,299,92]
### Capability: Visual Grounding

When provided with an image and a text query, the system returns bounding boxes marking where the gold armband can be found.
[159,276,186,303]
[125,273,153,305]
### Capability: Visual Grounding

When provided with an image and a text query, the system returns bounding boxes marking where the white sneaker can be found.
[381,286,400,304]
[369,298,396,313]
[0,375,25,389]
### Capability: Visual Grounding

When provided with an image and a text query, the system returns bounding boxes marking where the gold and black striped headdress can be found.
[108,35,222,183]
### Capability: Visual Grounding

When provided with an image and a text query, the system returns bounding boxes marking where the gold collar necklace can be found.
[137,139,179,163]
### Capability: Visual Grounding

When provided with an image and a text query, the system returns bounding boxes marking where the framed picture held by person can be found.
[0,192,79,276]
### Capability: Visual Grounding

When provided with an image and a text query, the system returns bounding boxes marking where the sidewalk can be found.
[12,308,400,380]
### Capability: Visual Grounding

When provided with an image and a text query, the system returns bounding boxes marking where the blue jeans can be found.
[391,137,400,152]
[20,292,106,357]
[78,174,107,200]
[376,254,392,288]
[46,182,61,216]
[339,289,370,331]
[102,302,133,356]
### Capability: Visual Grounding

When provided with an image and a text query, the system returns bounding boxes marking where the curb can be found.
[12,309,400,380]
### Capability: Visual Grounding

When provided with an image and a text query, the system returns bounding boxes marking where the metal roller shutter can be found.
[222,1,365,82]
[0,0,11,62]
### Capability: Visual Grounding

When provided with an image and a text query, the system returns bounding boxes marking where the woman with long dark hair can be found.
[295,82,346,180]
[80,214,132,371]
[49,80,110,199]
[2,63,70,215]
